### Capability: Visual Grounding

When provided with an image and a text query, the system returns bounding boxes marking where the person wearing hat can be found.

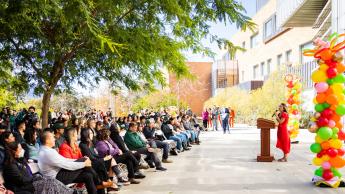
[53,122,65,149]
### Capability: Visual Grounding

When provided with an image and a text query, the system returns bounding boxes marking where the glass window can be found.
[264,14,276,40]
[253,65,259,79]
[267,59,271,74]
[261,62,265,76]
[277,54,282,70]
[286,50,292,63]
[300,42,314,64]
[242,41,246,49]
[250,33,259,48]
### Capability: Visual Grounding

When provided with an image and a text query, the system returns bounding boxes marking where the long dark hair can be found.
[4,141,20,165]
[280,103,288,113]
[64,127,77,146]
[24,128,37,145]
[0,131,13,146]
[80,128,92,147]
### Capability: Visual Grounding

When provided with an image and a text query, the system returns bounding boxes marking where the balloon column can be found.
[304,34,345,188]
[285,74,302,141]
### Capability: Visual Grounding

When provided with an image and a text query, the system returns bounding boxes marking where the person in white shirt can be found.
[38,131,100,194]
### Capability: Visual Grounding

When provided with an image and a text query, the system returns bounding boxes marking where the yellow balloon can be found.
[315,136,324,144]
[313,157,323,166]
[330,139,342,149]
[319,64,329,71]
[321,155,330,161]
[337,93,345,102]
[311,70,328,82]
[313,98,318,104]
[331,84,344,94]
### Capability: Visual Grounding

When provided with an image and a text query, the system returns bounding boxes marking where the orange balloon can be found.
[326,94,339,105]
[316,93,327,103]
[321,141,331,150]
[336,122,343,130]
[315,48,333,61]
[337,63,345,73]
[329,156,345,168]
[332,114,341,122]
[326,88,334,96]
[330,105,338,111]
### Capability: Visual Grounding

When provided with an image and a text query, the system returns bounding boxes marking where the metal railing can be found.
[284,60,318,89]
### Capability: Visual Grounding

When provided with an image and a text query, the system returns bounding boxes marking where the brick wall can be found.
[169,62,212,116]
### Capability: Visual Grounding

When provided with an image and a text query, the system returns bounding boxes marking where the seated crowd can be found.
[0,106,202,194]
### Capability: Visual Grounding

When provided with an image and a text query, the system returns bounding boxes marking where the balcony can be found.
[284,61,318,89]
[276,0,328,28]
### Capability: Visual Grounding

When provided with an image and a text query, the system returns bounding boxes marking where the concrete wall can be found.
[169,62,212,116]
[231,0,318,84]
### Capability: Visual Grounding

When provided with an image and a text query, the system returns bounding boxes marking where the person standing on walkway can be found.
[229,107,235,128]
[211,107,218,131]
[202,109,209,131]
[221,108,230,134]
[275,103,290,162]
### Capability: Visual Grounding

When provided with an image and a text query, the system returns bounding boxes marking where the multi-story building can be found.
[231,0,318,89]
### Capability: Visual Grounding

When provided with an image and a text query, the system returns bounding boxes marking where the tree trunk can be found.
[41,90,52,129]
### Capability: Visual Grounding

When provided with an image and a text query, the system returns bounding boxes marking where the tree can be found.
[0,0,255,127]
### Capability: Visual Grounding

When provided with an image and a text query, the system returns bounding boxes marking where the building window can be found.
[300,41,314,64]
[286,50,292,63]
[250,33,259,48]
[277,54,282,70]
[242,41,246,50]
[242,71,245,81]
[261,62,265,76]
[267,59,271,74]
[264,14,276,40]
[253,65,259,79]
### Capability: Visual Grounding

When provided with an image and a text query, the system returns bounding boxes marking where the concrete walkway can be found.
[121,127,345,194]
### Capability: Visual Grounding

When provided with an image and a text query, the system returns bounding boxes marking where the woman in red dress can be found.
[275,103,290,162]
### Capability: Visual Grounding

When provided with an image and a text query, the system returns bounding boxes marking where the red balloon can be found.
[338,129,345,140]
[327,68,338,78]
[287,98,294,105]
[292,110,299,115]
[325,60,338,68]
[322,170,334,181]
[321,109,333,120]
[317,153,323,158]
[327,149,338,158]
[317,117,329,127]
[337,149,345,156]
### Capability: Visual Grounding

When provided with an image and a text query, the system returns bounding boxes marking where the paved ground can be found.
[121,126,345,194]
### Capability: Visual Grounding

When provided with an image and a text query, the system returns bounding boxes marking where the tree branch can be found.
[116,0,148,24]
[7,37,43,78]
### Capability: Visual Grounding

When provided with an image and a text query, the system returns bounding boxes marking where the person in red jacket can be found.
[59,127,114,192]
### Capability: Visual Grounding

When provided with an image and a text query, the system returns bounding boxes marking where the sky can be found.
[185,0,256,62]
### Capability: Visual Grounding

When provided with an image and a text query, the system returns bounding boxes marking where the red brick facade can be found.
[169,62,212,116]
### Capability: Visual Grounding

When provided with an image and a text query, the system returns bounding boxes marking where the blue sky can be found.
[186,0,256,62]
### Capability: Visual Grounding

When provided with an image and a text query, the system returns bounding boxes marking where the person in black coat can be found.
[109,124,149,171]
[79,128,121,190]
[3,141,34,194]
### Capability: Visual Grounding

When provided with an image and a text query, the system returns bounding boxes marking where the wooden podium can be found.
[257,118,275,162]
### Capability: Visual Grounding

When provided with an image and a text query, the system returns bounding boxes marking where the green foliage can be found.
[205,72,286,125]
[132,91,188,112]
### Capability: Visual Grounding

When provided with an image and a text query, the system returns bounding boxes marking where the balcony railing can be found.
[284,61,318,89]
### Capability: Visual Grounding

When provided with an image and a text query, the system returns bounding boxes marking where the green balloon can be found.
[334,74,345,83]
[336,104,345,116]
[292,104,298,110]
[315,167,323,177]
[332,168,342,178]
[332,134,338,139]
[332,127,339,134]
[291,90,297,95]
[317,127,333,140]
[327,78,335,85]
[310,143,322,153]
[323,103,330,109]
[315,104,324,112]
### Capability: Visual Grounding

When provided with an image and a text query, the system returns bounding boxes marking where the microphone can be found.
[272,110,278,117]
